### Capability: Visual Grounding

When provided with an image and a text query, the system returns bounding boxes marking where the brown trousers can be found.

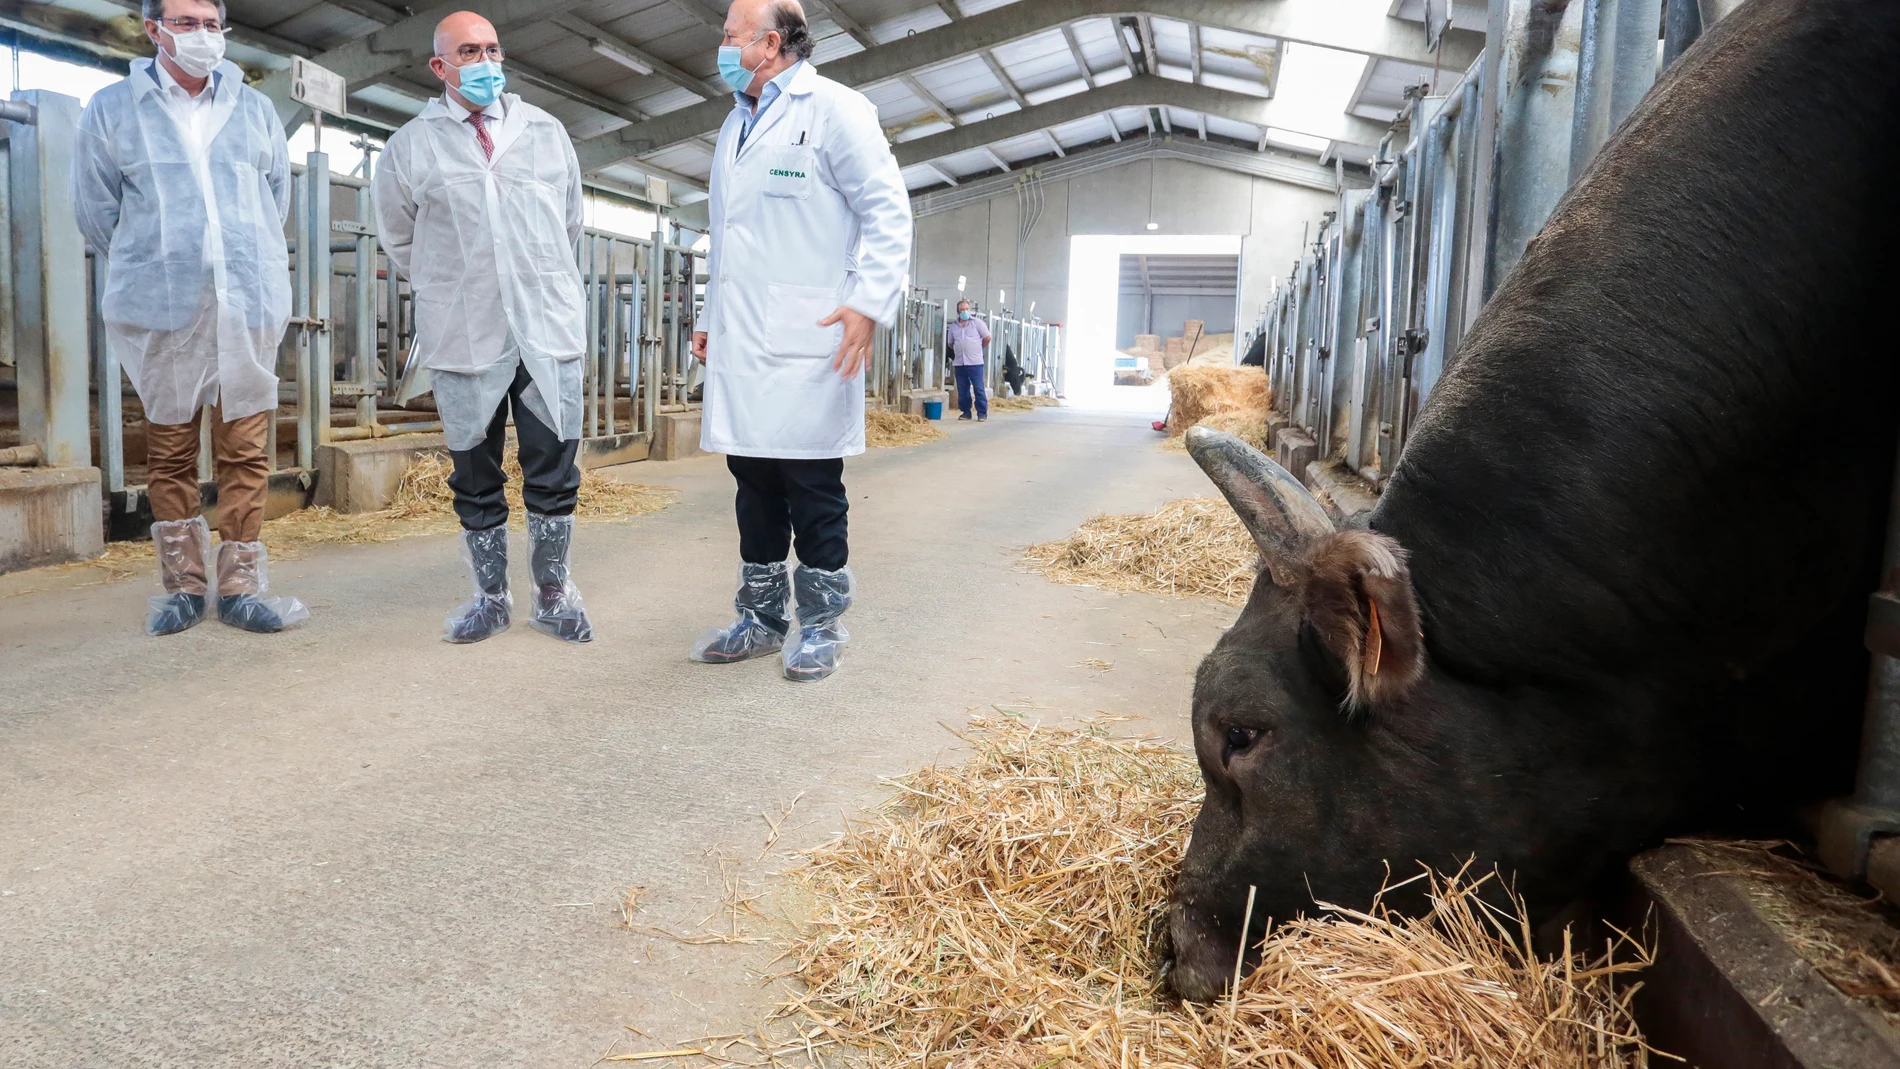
[146,403,271,544]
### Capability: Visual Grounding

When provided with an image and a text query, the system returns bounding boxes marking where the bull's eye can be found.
[1224,726,1260,753]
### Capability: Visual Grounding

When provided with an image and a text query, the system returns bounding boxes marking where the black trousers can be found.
[448,361,581,532]
[728,455,848,571]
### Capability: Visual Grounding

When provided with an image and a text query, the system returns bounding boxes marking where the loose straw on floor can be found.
[1023,497,1260,606]
[773,716,1659,1069]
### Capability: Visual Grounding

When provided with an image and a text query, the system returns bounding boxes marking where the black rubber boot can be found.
[445,525,512,643]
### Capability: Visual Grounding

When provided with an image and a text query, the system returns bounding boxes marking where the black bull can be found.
[1166,0,1900,1002]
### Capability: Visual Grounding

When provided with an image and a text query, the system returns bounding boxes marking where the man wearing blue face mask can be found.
[946,300,991,421]
[689,0,912,681]
[373,11,595,646]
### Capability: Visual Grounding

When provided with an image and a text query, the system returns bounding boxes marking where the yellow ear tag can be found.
[1365,598,1383,677]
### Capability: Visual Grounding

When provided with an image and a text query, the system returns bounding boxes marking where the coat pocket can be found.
[764,282,843,358]
[759,145,817,199]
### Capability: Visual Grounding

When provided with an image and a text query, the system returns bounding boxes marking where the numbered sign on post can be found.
[291,56,348,118]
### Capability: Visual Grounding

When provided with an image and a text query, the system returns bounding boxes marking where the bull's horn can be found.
[1185,426,1335,585]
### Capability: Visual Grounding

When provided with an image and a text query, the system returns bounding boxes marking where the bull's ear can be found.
[1185,426,1334,586]
[1302,530,1425,708]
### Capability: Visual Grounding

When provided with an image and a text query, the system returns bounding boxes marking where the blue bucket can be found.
[923,400,945,420]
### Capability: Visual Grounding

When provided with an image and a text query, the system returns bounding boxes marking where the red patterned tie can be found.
[468,111,493,161]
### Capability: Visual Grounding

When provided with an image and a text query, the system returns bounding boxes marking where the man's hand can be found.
[819,306,875,379]
[692,330,708,363]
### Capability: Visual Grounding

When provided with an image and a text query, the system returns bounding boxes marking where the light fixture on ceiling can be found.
[590,39,654,76]
[1146,222,1159,231]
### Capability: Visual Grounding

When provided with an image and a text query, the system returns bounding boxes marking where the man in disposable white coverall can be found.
[373,11,594,645]
[75,0,307,636]
[689,0,912,681]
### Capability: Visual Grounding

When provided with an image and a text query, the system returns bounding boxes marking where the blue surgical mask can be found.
[958,311,971,321]
[718,41,765,95]
[453,59,506,109]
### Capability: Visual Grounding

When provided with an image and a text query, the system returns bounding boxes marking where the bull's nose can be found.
[1166,900,1239,1003]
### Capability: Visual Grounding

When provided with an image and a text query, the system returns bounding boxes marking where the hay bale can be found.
[1134,334,1161,354]
[1159,409,1269,454]
[865,409,947,448]
[1166,364,1270,433]
[1024,496,1260,605]
[781,716,1656,1069]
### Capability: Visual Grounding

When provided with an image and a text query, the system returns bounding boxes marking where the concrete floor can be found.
[0,407,1237,1068]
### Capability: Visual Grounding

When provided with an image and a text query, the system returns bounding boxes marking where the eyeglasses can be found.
[441,44,506,63]
[719,29,766,47]
[156,16,227,33]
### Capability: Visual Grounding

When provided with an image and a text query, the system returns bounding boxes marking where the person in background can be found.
[74,0,308,636]
[947,299,991,420]
[689,0,912,681]
[373,10,594,645]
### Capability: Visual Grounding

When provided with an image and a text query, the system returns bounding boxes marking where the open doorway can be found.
[1115,254,1241,382]
[1064,234,1243,411]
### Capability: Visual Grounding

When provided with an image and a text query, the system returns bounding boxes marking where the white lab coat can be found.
[73,59,292,426]
[372,94,586,436]
[701,61,913,459]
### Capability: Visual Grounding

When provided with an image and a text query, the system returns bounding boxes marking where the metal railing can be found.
[68,147,706,527]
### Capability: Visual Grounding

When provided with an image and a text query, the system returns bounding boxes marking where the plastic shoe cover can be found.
[146,516,212,636]
[527,513,593,643]
[215,541,310,633]
[445,524,512,644]
[783,565,854,682]
[690,561,791,663]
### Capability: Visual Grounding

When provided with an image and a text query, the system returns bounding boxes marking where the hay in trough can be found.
[779,715,1657,1069]
[866,409,947,448]
[1159,409,1270,454]
[1024,497,1260,605]
[1164,365,1270,435]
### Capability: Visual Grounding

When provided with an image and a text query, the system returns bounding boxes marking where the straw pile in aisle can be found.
[989,395,1062,413]
[1164,365,1270,434]
[865,409,947,447]
[1024,497,1260,605]
[778,716,1657,1069]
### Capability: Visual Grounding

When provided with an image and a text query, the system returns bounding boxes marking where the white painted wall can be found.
[911,157,1339,334]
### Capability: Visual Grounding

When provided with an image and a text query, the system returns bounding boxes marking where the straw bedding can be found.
[34,447,672,582]
[866,410,948,448]
[989,395,1062,413]
[1164,366,1270,435]
[777,716,1656,1069]
[1023,497,1261,606]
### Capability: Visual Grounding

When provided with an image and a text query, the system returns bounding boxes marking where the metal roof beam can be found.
[1137,255,1153,297]
[1060,24,1098,89]
[549,12,724,99]
[982,146,1013,173]
[912,135,1363,216]
[1188,22,1203,84]
[900,72,962,127]
[575,0,1484,171]
[892,75,1387,170]
[256,0,594,125]
[1135,15,1159,76]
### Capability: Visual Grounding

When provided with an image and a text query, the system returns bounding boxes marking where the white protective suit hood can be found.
[73,58,292,425]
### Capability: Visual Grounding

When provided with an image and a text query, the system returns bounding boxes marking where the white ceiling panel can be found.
[868,4,953,44]
[891,118,955,143]
[991,132,1054,162]
[810,30,866,65]
[1150,17,1192,68]
[914,54,1000,104]
[631,85,711,117]
[952,0,1026,15]
[1071,18,1129,73]
[1204,115,1261,142]
[939,148,1005,174]
[1157,63,1193,83]
[1202,71,1271,99]
[1094,64,1133,86]
[1023,78,1089,107]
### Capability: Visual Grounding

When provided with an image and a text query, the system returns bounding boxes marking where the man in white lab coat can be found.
[75,0,308,637]
[373,10,594,645]
[688,0,912,681]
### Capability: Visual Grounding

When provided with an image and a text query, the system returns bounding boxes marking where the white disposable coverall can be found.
[372,94,586,444]
[700,61,913,459]
[73,59,292,426]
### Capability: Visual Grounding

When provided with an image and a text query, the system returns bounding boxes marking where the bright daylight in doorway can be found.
[1064,233,1243,412]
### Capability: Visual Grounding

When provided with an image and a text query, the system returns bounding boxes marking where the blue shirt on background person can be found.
[947,313,990,366]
